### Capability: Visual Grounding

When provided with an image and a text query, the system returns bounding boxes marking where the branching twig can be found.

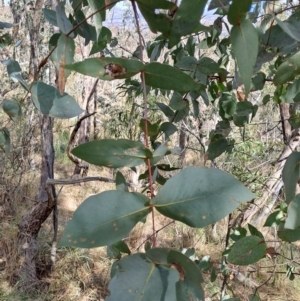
[131,0,156,247]
[67,112,96,166]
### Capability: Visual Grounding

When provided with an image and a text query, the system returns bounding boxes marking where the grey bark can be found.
[16,0,58,291]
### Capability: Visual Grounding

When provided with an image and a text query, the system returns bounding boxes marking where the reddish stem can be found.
[131,0,156,247]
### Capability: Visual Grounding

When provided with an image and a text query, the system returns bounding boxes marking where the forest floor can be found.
[1,156,300,301]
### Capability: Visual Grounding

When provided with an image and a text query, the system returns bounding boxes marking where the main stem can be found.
[131,0,156,247]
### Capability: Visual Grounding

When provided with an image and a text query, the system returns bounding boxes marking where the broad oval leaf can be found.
[31,81,84,118]
[228,0,252,25]
[50,34,75,77]
[167,249,204,301]
[274,51,300,85]
[59,191,150,248]
[274,15,300,42]
[107,252,178,301]
[168,0,207,48]
[285,194,300,230]
[87,0,107,37]
[116,171,129,192]
[282,151,300,204]
[50,34,75,94]
[5,59,29,90]
[227,235,266,265]
[64,57,144,80]
[2,99,21,122]
[43,8,58,27]
[152,167,255,227]
[144,62,202,92]
[137,0,174,36]
[56,2,74,37]
[231,19,258,95]
[206,134,229,160]
[72,139,152,168]
[278,222,300,242]
[284,78,300,103]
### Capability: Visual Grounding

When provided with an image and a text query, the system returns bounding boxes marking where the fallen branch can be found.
[243,129,300,227]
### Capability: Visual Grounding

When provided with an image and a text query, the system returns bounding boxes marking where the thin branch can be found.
[46,176,147,188]
[135,221,175,251]
[131,0,156,247]
[67,112,96,166]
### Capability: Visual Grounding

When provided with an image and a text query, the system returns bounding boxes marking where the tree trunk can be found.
[15,0,57,291]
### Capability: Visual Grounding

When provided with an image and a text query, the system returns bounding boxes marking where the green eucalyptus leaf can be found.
[2,99,21,122]
[264,210,284,227]
[231,19,259,95]
[50,34,75,79]
[228,0,252,26]
[151,143,168,165]
[43,8,58,27]
[170,92,186,110]
[274,15,300,42]
[285,78,300,103]
[152,167,255,227]
[0,21,15,29]
[168,0,207,48]
[144,62,203,92]
[5,59,29,90]
[168,250,204,301]
[210,267,217,283]
[0,128,10,156]
[274,51,300,85]
[160,122,177,140]
[248,224,264,239]
[198,255,211,271]
[59,191,150,248]
[64,57,144,80]
[219,92,237,119]
[72,139,152,168]
[139,119,160,137]
[175,56,197,71]
[110,240,131,255]
[262,94,271,105]
[227,235,266,265]
[233,101,257,127]
[56,2,74,38]
[282,152,300,204]
[116,171,129,192]
[278,222,300,242]
[107,244,121,260]
[137,0,174,39]
[156,102,175,119]
[90,26,111,55]
[86,0,106,38]
[197,57,221,75]
[252,72,266,91]
[206,134,229,160]
[31,81,83,118]
[285,194,300,230]
[107,252,178,301]
[74,9,97,45]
